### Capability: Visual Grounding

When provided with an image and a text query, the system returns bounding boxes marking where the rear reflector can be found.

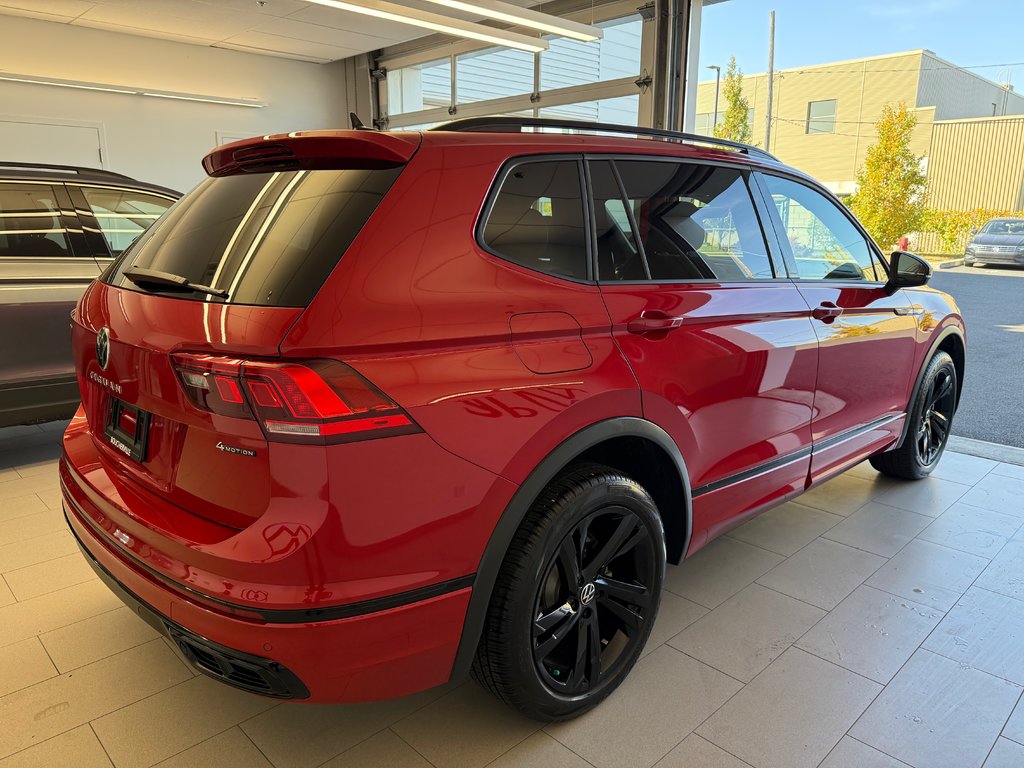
[172,354,420,445]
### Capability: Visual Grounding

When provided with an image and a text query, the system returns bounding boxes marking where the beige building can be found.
[695,50,1024,198]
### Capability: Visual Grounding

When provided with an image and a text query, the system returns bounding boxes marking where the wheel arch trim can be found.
[449,416,692,681]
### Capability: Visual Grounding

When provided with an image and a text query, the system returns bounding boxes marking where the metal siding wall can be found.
[918,53,1024,121]
[915,117,1024,253]
[927,118,1024,211]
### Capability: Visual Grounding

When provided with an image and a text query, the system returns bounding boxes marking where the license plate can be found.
[104,397,151,463]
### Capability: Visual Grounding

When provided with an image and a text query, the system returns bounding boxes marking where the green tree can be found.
[848,102,927,249]
[713,57,753,145]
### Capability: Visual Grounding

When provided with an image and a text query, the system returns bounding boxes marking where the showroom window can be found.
[379,4,648,131]
[456,46,534,104]
[806,99,837,134]
[80,187,174,256]
[539,14,642,91]
[387,58,451,116]
[0,183,71,258]
[481,159,588,280]
[761,173,881,281]
[694,112,714,135]
[604,160,775,281]
[538,94,640,125]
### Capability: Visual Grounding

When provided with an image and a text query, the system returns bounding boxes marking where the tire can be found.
[870,351,958,480]
[472,463,666,721]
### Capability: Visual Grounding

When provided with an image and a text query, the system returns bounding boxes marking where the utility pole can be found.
[707,64,721,133]
[765,10,775,150]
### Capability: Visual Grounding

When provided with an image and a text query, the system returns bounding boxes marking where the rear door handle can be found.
[627,311,686,334]
[811,301,843,323]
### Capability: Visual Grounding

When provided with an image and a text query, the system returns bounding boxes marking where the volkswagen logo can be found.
[96,327,111,370]
[580,582,596,605]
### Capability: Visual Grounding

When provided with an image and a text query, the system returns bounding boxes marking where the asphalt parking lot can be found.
[930,265,1024,449]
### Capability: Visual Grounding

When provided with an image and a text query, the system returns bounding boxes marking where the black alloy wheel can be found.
[870,350,958,480]
[917,365,956,466]
[531,507,657,695]
[472,464,665,721]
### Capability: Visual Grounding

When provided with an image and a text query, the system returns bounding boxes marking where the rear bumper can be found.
[64,485,473,703]
[69,517,310,699]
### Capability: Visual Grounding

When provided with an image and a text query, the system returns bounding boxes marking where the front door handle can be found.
[811,301,843,323]
[627,310,686,335]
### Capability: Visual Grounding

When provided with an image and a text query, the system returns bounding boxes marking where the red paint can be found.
[62,128,964,703]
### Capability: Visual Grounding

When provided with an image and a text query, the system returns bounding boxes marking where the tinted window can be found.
[591,160,646,280]
[762,174,882,281]
[108,167,402,306]
[81,187,173,256]
[482,160,588,280]
[612,160,774,281]
[0,183,71,257]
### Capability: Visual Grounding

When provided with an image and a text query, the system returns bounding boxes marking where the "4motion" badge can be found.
[216,442,257,458]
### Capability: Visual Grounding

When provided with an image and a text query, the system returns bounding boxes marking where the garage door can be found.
[0,118,103,168]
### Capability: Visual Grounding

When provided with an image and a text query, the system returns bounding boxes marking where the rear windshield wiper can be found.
[122,267,228,299]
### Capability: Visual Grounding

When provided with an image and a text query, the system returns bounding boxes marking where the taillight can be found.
[172,354,420,445]
[173,355,251,419]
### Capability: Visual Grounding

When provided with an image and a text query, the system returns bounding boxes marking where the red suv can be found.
[60,118,965,721]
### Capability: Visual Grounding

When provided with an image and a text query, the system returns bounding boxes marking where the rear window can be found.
[81,186,174,256]
[107,167,402,306]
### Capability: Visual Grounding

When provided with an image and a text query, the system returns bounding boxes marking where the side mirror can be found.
[887,251,931,292]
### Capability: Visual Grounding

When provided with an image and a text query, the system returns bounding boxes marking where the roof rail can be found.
[431,117,778,161]
[0,161,136,181]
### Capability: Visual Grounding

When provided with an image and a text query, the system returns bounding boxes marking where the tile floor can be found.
[2,422,1024,768]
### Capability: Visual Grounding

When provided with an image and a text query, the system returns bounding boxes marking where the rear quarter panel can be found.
[281,140,641,484]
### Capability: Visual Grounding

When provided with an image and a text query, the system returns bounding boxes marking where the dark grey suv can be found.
[964,218,1024,267]
[0,163,178,427]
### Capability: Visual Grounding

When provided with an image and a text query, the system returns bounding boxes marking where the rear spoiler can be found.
[202,130,421,177]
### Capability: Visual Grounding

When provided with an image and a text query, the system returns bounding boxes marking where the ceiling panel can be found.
[70,18,224,46]
[72,2,252,41]
[218,31,360,63]
[283,4,424,42]
[250,16,398,50]
[193,0,309,17]
[0,0,94,16]
[0,0,576,64]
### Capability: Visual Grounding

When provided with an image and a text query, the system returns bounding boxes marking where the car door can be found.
[592,156,820,550]
[0,180,95,426]
[753,172,919,481]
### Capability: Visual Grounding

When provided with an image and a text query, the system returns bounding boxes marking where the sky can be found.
[697,0,1024,88]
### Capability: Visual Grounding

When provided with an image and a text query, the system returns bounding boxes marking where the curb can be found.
[938,258,965,269]
[948,436,1024,466]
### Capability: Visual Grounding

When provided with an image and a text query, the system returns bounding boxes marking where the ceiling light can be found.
[0,74,135,95]
[303,0,548,52]
[143,92,264,107]
[0,72,265,108]
[419,0,601,42]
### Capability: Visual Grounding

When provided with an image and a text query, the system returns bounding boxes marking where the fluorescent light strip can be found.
[303,0,548,52]
[143,92,262,107]
[0,74,135,95]
[0,73,264,108]
[419,0,601,42]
